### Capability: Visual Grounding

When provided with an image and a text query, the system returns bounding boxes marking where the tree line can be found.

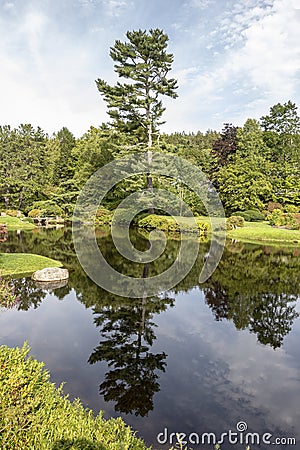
[0,28,299,217]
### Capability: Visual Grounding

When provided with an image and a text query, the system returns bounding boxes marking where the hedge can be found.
[0,343,149,450]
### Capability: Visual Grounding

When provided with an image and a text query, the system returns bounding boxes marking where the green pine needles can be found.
[96,28,178,147]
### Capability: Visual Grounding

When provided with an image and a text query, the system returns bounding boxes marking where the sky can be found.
[0,0,299,137]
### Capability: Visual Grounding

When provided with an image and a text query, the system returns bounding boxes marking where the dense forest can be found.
[0,100,299,218]
[0,29,299,219]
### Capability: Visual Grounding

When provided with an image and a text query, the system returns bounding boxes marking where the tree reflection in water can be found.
[3,228,300,415]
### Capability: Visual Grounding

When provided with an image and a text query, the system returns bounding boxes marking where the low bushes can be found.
[3,210,20,217]
[137,214,209,236]
[267,201,283,212]
[0,343,149,450]
[0,223,7,242]
[234,210,265,222]
[28,208,42,218]
[31,201,64,218]
[226,215,245,230]
[95,207,113,225]
[268,209,300,230]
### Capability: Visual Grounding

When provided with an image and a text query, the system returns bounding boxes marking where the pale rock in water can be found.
[32,267,69,282]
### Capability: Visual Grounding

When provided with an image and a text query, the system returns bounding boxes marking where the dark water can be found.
[0,228,300,450]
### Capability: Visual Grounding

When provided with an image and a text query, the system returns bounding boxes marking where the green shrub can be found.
[5,209,19,217]
[195,218,210,235]
[226,215,245,230]
[22,217,35,224]
[0,343,149,450]
[138,214,209,236]
[268,208,285,226]
[234,210,265,222]
[28,208,41,218]
[32,201,63,217]
[61,203,75,217]
[268,209,300,229]
[285,205,299,214]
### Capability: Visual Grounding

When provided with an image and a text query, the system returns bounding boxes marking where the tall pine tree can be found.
[96,29,178,210]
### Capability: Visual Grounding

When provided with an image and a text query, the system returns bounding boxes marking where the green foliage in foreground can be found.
[137,214,209,235]
[0,344,149,450]
[0,253,62,276]
[0,216,35,230]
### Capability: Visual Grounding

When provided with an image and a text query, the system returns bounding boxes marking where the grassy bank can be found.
[227,221,300,245]
[0,253,62,276]
[0,216,35,230]
[137,215,300,245]
[0,343,149,450]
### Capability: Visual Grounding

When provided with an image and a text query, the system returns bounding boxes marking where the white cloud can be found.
[2,1,15,10]
[169,0,300,130]
[188,0,214,8]
[155,291,300,435]
[172,67,198,86]
[0,0,299,135]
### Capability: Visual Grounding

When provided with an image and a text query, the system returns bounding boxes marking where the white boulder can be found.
[32,267,69,282]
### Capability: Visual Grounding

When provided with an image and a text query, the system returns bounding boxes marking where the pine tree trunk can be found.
[147,116,154,214]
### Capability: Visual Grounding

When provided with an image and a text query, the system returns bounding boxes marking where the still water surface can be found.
[0,228,300,449]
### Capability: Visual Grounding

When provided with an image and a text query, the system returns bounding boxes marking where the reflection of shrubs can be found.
[0,224,7,242]
[226,216,245,230]
[234,210,265,222]
[95,207,113,225]
[268,209,300,230]
[0,277,19,309]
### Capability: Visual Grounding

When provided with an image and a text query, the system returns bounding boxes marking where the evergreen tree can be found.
[260,101,300,163]
[53,127,76,185]
[0,124,48,210]
[96,29,178,147]
[96,29,178,211]
[236,118,267,157]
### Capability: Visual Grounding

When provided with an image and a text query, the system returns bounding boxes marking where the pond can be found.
[0,227,300,449]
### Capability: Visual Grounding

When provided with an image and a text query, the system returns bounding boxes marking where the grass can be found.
[0,253,62,277]
[0,216,35,230]
[227,221,300,245]
[0,343,149,450]
[137,214,300,245]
